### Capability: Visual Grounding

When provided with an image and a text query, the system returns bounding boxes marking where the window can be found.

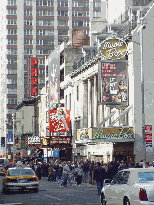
[8,39,17,45]
[36,50,49,55]
[39,67,45,73]
[58,30,68,36]
[58,1,68,7]
[7,9,16,15]
[7,0,16,5]
[36,39,43,45]
[7,29,16,35]
[24,79,28,84]
[7,49,17,55]
[24,49,32,55]
[7,78,17,84]
[84,30,89,35]
[24,88,28,94]
[58,20,68,26]
[138,172,154,181]
[58,11,68,16]
[24,10,32,16]
[7,59,12,64]
[93,11,101,18]
[8,19,16,25]
[24,39,32,45]
[47,1,53,6]
[24,29,33,35]
[72,21,88,27]
[93,1,101,7]
[77,86,79,101]
[40,79,45,84]
[24,20,33,26]
[24,59,28,64]
[24,0,32,6]
[111,171,130,184]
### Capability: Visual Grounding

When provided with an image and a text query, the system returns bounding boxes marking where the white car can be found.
[101,168,154,205]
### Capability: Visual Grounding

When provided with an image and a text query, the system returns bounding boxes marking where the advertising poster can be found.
[1,137,5,147]
[49,105,70,132]
[50,78,58,105]
[145,125,152,152]
[7,131,13,144]
[99,61,128,105]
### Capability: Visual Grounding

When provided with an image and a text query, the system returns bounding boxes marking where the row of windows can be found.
[24,20,32,26]
[72,20,89,27]
[24,9,32,16]
[36,10,54,16]
[7,59,17,65]
[36,29,54,36]
[7,49,17,55]
[8,98,17,105]
[7,9,16,15]
[24,49,32,55]
[72,11,89,17]
[7,0,16,6]
[24,39,32,45]
[8,39,17,45]
[7,88,17,94]
[36,39,54,45]
[24,29,33,35]
[7,0,101,8]
[24,58,45,65]
[36,20,54,26]
[36,0,53,6]
[24,78,45,84]
[8,19,16,25]
[24,0,32,6]
[72,1,89,7]
[7,78,17,84]
[7,68,17,74]
[7,29,16,35]
[93,11,101,18]
[36,49,51,55]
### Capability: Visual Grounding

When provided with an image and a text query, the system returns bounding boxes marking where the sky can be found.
[108,0,125,24]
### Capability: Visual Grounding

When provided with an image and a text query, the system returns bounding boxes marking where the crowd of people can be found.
[18,159,154,195]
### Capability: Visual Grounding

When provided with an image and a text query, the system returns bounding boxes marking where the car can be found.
[0,165,6,175]
[100,167,154,205]
[2,161,39,194]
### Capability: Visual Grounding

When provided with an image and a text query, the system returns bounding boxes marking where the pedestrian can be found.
[82,160,90,183]
[37,163,41,180]
[60,161,72,187]
[48,164,54,181]
[94,162,106,195]
[53,162,60,183]
[74,164,84,186]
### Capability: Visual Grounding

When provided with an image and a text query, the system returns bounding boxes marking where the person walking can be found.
[74,164,84,186]
[94,162,106,195]
[60,161,72,187]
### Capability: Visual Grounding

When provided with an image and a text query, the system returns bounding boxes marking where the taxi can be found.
[2,161,39,194]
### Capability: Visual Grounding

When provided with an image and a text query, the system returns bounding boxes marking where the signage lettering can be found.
[28,136,41,145]
[100,38,127,60]
[93,127,134,139]
[31,58,38,96]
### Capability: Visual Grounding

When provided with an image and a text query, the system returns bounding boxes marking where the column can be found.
[82,80,88,128]
[88,79,91,128]
[94,76,97,127]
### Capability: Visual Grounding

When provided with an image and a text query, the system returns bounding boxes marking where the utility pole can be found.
[12,113,15,163]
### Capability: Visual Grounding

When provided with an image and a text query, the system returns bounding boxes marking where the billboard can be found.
[99,60,128,105]
[49,106,70,132]
[28,58,38,97]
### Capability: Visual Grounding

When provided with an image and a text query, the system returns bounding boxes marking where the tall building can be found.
[0,0,107,158]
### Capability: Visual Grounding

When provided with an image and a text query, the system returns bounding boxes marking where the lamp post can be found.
[12,114,15,163]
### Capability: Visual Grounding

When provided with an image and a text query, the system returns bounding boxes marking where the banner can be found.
[49,106,70,132]
[1,137,5,147]
[31,58,38,96]
[99,60,128,105]
[145,125,152,152]
[7,131,13,144]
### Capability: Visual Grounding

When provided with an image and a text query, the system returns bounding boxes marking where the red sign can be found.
[49,108,70,132]
[28,58,31,97]
[31,58,38,96]
[145,125,152,131]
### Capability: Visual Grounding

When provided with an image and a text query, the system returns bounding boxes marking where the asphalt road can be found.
[0,176,100,205]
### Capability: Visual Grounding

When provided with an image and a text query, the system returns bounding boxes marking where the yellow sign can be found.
[77,128,92,141]
[93,127,134,139]
[99,38,127,60]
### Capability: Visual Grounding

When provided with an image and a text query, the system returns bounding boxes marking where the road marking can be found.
[45,195,62,201]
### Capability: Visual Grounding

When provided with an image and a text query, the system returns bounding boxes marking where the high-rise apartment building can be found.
[0,0,107,157]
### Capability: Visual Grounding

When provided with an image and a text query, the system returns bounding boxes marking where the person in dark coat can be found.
[94,162,106,195]
[37,164,41,180]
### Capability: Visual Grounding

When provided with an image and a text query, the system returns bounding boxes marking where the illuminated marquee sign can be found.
[28,58,31,97]
[27,136,41,145]
[50,138,71,145]
[31,58,38,96]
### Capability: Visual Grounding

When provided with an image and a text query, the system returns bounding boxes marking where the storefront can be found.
[75,127,134,163]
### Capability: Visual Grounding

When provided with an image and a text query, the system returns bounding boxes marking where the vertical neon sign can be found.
[31,58,38,96]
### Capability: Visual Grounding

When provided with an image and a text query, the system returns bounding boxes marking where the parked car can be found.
[101,168,154,205]
[2,161,39,194]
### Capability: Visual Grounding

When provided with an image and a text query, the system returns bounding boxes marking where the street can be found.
[0,176,100,205]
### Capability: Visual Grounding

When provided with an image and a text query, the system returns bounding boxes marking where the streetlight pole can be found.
[12,114,15,163]
[140,7,146,168]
